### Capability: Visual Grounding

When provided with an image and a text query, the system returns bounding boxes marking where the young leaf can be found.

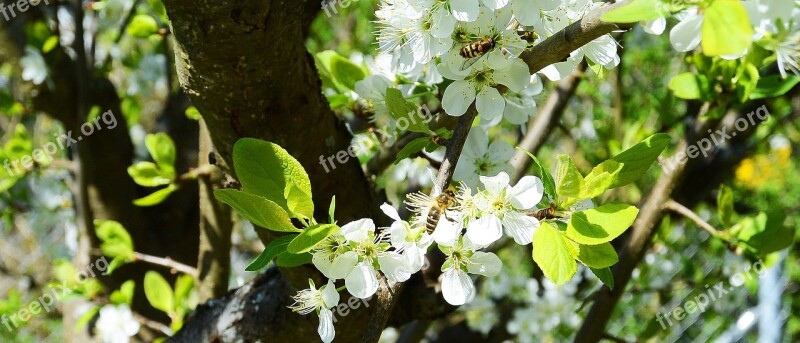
[173,275,195,306]
[581,159,623,200]
[144,271,174,314]
[233,138,314,218]
[214,189,301,233]
[533,222,578,285]
[133,184,178,207]
[287,224,339,254]
[145,133,176,175]
[246,235,297,271]
[516,147,557,202]
[555,155,584,205]
[590,267,615,289]
[736,211,793,256]
[750,75,800,99]
[395,137,431,163]
[128,161,173,187]
[702,0,753,56]
[669,73,712,101]
[328,196,336,224]
[717,185,734,227]
[276,251,314,267]
[570,241,619,269]
[385,88,431,133]
[567,204,639,245]
[609,133,671,188]
[285,181,314,221]
[601,0,666,23]
[127,15,159,38]
[330,55,366,91]
[109,280,136,306]
[95,220,134,259]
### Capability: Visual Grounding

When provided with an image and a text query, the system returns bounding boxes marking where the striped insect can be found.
[458,36,506,71]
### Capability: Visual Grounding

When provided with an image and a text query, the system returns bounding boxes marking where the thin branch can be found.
[133,252,199,277]
[434,106,479,189]
[663,199,724,238]
[133,311,174,337]
[512,63,586,181]
[519,0,633,74]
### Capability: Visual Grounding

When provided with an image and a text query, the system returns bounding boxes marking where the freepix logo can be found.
[3,110,118,177]
[0,0,49,21]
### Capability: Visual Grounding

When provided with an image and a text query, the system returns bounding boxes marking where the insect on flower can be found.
[406,188,460,233]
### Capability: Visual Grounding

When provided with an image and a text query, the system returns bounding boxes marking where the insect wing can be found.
[459,53,488,72]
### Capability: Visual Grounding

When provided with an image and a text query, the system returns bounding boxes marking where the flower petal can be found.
[441,268,475,305]
[380,203,402,222]
[450,0,480,22]
[669,13,703,52]
[501,211,539,245]
[476,87,505,125]
[321,280,341,309]
[345,262,380,299]
[479,172,510,197]
[443,80,477,116]
[465,214,503,247]
[509,176,544,209]
[378,252,413,283]
[466,251,503,276]
[318,308,336,343]
[340,219,375,243]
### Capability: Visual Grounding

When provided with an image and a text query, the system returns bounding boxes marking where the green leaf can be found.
[516,147,557,202]
[532,222,577,285]
[570,241,619,268]
[750,75,800,99]
[395,137,431,163]
[128,161,173,187]
[701,0,753,56]
[275,252,313,267]
[287,224,339,254]
[42,36,59,53]
[146,0,168,23]
[133,184,177,207]
[669,73,712,100]
[185,106,202,121]
[246,235,297,271]
[127,15,159,39]
[609,133,671,188]
[601,0,667,23]
[717,185,734,227]
[145,133,176,175]
[233,138,314,218]
[567,204,639,245]
[144,271,174,314]
[555,155,584,206]
[328,196,336,224]
[285,181,314,220]
[330,55,366,91]
[590,267,614,289]
[385,88,430,133]
[173,274,194,306]
[95,220,134,259]
[581,159,623,199]
[109,280,136,306]
[736,211,793,256]
[214,189,301,233]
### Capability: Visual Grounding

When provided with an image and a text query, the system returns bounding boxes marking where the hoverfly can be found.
[522,203,566,220]
[406,188,459,233]
[517,29,539,44]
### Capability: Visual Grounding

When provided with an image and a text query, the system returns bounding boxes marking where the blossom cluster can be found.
[288,171,548,342]
[368,0,619,125]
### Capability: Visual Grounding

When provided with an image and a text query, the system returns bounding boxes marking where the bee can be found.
[406,189,459,233]
[460,37,496,59]
[523,202,565,220]
[458,36,501,71]
[518,29,539,44]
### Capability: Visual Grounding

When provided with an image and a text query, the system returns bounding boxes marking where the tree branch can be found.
[519,0,633,74]
[512,63,586,181]
[133,252,199,277]
[663,199,724,238]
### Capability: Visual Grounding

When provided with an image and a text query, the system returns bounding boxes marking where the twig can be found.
[519,0,633,74]
[511,64,586,181]
[133,311,174,337]
[663,199,724,238]
[133,252,198,277]
[434,106,479,189]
